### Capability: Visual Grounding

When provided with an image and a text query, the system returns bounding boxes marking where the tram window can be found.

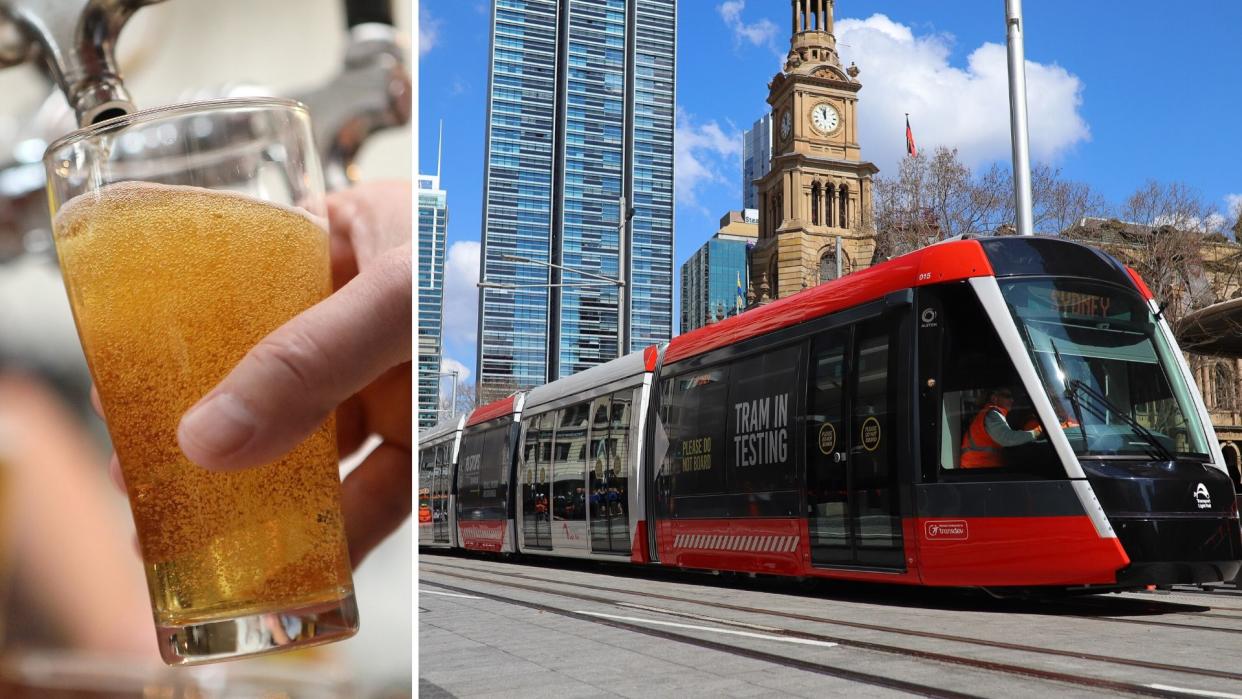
[433,445,446,522]
[535,412,554,522]
[919,283,1060,480]
[589,397,613,525]
[418,448,433,521]
[456,430,485,515]
[658,366,730,517]
[554,403,589,522]
[726,345,801,514]
[609,390,632,523]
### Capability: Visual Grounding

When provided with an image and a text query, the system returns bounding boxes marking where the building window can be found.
[811,182,821,226]
[818,249,836,284]
[1214,361,1236,411]
[824,182,835,228]
[838,184,849,228]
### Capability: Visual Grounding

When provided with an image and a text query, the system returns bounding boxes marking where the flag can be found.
[906,115,918,158]
[736,271,744,313]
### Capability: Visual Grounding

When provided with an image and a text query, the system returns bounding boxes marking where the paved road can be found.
[418,552,1242,698]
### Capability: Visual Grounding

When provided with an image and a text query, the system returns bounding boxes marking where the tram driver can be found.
[960,387,1044,468]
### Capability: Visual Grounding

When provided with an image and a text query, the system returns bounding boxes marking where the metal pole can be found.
[1005,0,1034,236]
[450,371,458,419]
[835,235,843,279]
[617,196,628,359]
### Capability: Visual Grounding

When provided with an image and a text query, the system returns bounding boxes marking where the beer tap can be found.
[0,0,408,263]
[297,0,410,190]
[0,0,165,127]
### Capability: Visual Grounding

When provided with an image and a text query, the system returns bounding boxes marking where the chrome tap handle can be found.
[296,0,409,190]
[0,0,165,126]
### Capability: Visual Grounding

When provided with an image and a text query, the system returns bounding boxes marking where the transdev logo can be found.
[1194,483,1212,510]
[925,520,969,540]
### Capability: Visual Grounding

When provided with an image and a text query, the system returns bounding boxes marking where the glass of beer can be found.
[43,98,357,665]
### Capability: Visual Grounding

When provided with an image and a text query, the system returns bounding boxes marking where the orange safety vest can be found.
[960,403,1008,469]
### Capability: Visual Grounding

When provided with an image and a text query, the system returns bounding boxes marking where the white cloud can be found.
[835,14,1089,176]
[438,356,472,393]
[675,107,742,210]
[442,240,480,346]
[440,356,471,381]
[1153,212,1225,234]
[419,6,442,56]
[718,1,779,49]
[1226,194,1242,219]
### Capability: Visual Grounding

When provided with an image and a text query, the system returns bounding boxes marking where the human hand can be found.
[103,180,412,566]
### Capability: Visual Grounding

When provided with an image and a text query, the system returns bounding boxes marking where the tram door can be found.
[522,414,553,549]
[588,393,632,556]
[806,316,905,569]
[433,445,450,543]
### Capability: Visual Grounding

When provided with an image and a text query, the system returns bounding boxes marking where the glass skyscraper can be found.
[742,115,772,211]
[418,172,448,428]
[477,0,675,402]
[680,210,757,333]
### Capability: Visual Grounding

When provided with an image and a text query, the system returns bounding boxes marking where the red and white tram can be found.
[419,236,1242,591]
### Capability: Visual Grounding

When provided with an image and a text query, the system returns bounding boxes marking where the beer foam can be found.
[53,180,328,240]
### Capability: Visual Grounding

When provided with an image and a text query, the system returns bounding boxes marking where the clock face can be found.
[779,110,792,140]
[811,103,840,134]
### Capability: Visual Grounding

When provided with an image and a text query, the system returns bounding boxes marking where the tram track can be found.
[421,557,1242,684]
[424,553,1242,636]
[422,578,983,699]
[421,561,1238,698]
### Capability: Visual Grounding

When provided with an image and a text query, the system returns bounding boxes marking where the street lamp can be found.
[478,197,636,360]
[476,254,625,289]
[437,369,460,419]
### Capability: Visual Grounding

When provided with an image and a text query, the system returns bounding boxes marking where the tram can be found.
[419,236,1242,591]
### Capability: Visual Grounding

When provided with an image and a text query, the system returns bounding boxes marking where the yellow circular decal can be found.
[861,416,881,452]
[818,423,837,455]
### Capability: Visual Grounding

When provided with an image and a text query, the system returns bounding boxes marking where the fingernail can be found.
[178,393,256,466]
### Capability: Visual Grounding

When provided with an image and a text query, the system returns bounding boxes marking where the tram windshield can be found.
[999,278,1210,460]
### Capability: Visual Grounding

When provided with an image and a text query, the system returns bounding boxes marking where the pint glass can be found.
[43,99,357,665]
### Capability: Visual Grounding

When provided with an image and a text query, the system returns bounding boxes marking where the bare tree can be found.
[1120,180,1219,232]
[1031,165,1110,233]
[872,147,1108,259]
[478,378,523,407]
[1060,180,1231,326]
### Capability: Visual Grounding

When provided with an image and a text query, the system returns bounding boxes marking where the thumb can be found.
[178,246,411,471]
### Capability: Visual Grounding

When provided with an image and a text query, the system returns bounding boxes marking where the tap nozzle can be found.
[0,0,164,126]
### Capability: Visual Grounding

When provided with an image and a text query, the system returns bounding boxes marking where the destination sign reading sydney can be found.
[733,392,790,467]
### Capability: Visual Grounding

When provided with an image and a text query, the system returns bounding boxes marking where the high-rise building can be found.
[476,0,676,402]
[417,161,448,428]
[680,210,758,333]
[742,115,772,210]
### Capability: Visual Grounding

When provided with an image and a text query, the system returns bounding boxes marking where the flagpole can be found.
[1005,0,1035,236]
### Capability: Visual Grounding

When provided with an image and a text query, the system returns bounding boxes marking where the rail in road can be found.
[420,553,1242,699]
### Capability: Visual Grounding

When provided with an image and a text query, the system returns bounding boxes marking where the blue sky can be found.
[418,0,1242,387]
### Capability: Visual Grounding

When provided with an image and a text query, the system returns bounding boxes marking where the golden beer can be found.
[53,182,354,645]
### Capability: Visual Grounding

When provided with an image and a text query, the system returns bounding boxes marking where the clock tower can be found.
[750,0,878,303]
